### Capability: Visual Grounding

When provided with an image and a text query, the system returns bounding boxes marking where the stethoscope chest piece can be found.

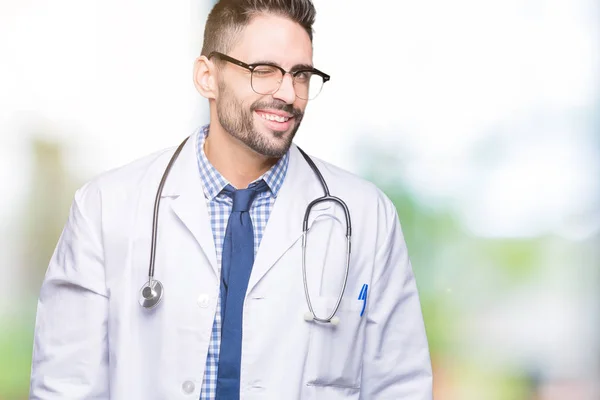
[139,279,164,309]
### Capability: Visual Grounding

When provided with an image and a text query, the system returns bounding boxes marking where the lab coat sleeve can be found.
[30,182,109,399]
[359,198,433,399]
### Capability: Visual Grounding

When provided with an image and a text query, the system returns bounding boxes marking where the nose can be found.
[272,73,296,104]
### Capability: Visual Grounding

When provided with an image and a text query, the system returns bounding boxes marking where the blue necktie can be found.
[216,180,269,400]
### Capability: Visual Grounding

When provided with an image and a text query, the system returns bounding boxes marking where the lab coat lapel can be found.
[247,144,331,293]
[162,133,218,277]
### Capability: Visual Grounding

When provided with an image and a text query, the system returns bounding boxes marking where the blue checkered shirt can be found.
[195,125,289,399]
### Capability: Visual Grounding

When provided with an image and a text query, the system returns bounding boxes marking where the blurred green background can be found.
[1,0,598,399]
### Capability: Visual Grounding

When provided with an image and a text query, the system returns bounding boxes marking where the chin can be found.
[258,140,293,158]
[251,131,294,158]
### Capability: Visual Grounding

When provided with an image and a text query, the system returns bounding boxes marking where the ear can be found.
[193,55,218,99]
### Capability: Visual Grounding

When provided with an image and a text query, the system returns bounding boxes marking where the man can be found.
[30,0,432,399]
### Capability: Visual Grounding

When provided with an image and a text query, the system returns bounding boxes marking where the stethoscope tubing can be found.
[148,137,189,281]
[140,135,352,325]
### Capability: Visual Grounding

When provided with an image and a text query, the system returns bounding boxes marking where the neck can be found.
[205,120,278,189]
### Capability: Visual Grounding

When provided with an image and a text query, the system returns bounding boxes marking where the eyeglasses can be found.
[208,51,330,101]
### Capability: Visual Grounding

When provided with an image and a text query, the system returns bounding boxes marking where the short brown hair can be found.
[201,0,316,56]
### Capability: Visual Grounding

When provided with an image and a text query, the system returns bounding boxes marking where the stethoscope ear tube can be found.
[297,146,352,326]
[139,136,189,309]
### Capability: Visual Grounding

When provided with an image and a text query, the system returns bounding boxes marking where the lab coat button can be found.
[197,294,210,308]
[181,380,195,394]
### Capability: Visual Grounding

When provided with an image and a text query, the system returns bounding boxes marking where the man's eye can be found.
[253,66,278,76]
[294,71,311,82]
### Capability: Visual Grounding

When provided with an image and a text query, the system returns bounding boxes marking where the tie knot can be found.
[223,180,269,212]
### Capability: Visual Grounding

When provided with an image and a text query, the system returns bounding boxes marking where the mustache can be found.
[251,100,303,118]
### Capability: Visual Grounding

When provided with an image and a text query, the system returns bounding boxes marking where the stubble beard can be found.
[216,81,304,158]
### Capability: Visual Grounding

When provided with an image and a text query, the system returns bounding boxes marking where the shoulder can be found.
[72,145,177,212]
[302,151,398,222]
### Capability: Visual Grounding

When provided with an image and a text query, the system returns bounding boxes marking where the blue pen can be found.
[358,284,368,317]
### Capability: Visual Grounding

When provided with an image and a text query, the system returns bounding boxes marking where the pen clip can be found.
[358,284,368,317]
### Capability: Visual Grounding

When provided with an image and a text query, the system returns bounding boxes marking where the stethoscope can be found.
[139,135,352,325]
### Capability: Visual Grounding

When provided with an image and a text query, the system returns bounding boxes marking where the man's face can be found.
[215,14,313,158]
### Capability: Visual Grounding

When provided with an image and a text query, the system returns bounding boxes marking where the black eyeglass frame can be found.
[207,51,330,100]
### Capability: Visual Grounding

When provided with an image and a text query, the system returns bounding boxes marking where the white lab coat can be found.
[30,133,432,400]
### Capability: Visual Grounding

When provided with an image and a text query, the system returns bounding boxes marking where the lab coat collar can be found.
[158,130,332,287]
[160,131,219,276]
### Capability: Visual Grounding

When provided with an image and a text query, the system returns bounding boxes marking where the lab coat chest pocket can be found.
[305,296,366,389]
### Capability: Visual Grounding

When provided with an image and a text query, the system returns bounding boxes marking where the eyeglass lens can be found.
[250,65,324,100]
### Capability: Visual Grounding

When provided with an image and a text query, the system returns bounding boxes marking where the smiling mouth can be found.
[255,111,292,123]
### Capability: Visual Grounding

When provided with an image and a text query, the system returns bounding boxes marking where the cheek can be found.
[219,75,257,106]
[294,98,308,113]
[235,89,262,110]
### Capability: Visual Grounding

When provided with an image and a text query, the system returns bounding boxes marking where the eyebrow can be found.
[252,60,315,71]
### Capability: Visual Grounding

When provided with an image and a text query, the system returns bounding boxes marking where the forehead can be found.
[229,14,313,68]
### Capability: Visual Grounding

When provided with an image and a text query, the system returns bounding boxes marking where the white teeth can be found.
[260,113,290,123]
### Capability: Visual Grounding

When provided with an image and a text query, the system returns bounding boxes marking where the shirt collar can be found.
[195,124,289,200]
